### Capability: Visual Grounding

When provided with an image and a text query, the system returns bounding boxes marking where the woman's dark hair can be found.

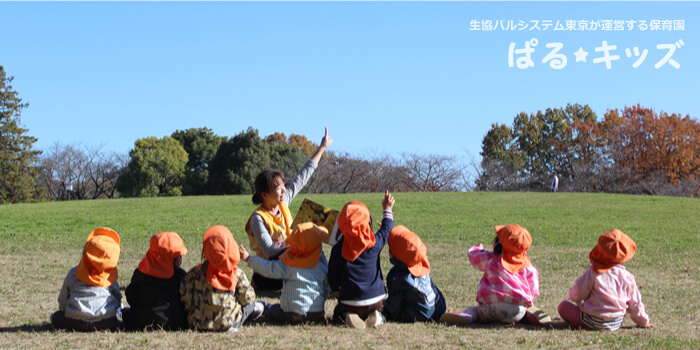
[252,170,285,205]
[493,236,503,255]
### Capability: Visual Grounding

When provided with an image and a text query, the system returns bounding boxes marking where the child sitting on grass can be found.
[383,225,446,323]
[123,231,188,330]
[180,225,266,332]
[441,224,547,326]
[240,222,330,325]
[558,229,653,331]
[51,228,122,332]
[328,190,395,329]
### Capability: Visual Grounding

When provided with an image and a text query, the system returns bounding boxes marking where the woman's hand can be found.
[320,126,333,149]
[310,126,333,164]
[239,245,250,262]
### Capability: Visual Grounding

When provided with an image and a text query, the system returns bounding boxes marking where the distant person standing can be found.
[550,174,559,192]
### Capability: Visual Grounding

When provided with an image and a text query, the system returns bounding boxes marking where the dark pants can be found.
[332,301,384,325]
[252,273,283,291]
[51,311,120,332]
[266,303,326,325]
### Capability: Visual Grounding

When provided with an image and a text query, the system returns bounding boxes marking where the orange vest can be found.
[245,203,292,259]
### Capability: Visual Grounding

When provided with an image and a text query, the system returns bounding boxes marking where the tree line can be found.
[476,103,699,197]
[2,65,697,204]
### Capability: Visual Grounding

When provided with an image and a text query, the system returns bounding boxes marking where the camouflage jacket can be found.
[180,262,256,331]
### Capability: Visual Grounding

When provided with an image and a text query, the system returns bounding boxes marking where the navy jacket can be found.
[328,216,394,303]
[383,259,446,322]
[123,267,188,330]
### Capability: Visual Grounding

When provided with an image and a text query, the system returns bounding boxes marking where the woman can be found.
[244,126,332,290]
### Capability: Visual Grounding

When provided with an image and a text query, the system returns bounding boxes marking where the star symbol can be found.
[574,47,588,62]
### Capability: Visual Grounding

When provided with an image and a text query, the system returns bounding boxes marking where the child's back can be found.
[558,229,652,330]
[124,231,189,330]
[180,225,263,332]
[384,225,446,323]
[51,228,122,332]
[328,191,395,328]
[242,222,330,325]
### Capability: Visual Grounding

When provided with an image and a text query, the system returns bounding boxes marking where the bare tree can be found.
[37,142,127,200]
[400,153,465,192]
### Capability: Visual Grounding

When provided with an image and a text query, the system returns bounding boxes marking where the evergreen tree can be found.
[0,66,43,203]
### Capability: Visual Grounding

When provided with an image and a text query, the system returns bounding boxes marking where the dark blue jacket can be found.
[123,267,188,330]
[383,259,446,322]
[328,216,393,303]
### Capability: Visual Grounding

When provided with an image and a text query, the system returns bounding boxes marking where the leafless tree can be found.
[400,153,465,192]
[37,142,127,200]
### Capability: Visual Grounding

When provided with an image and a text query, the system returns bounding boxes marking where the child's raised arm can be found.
[382,190,395,211]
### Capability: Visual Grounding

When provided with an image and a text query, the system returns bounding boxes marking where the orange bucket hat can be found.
[589,229,637,273]
[337,201,375,262]
[203,225,239,291]
[280,222,329,269]
[495,224,532,274]
[138,232,188,279]
[388,225,430,277]
[75,227,120,287]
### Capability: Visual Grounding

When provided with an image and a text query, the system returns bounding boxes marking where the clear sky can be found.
[3,1,698,162]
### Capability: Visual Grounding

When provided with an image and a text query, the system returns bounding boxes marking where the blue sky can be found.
[3,2,697,162]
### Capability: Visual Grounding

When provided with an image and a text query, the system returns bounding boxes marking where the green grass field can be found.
[1,192,698,349]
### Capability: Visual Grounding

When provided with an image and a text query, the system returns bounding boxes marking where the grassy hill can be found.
[0,192,698,349]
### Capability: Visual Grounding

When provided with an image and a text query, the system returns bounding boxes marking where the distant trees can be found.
[477,104,699,197]
[116,136,188,197]
[171,127,225,195]
[38,143,126,200]
[31,104,694,200]
[0,66,43,203]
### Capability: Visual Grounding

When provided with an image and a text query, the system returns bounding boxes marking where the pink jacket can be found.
[468,245,539,307]
[568,265,650,327]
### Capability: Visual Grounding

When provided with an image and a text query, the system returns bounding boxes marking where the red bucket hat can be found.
[337,201,375,262]
[589,229,637,273]
[75,227,121,287]
[280,222,328,269]
[388,225,430,277]
[138,232,188,279]
[495,224,532,274]
[203,225,239,291]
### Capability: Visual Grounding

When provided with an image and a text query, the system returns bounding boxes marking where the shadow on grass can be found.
[254,289,282,299]
[0,322,53,333]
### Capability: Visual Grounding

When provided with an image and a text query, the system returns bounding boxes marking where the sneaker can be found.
[259,301,272,317]
[345,312,366,329]
[365,310,385,328]
[440,312,474,326]
[249,302,265,320]
[523,306,552,325]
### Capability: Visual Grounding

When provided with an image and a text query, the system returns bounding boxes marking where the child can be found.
[328,190,395,328]
[51,228,122,332]
[442,224,543,325]
[383,225,446,323]
[240,222,330,325]
[180,225,266,332]
[123,231,188,330]
[558,229,653,330]
[244,127,332,291]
